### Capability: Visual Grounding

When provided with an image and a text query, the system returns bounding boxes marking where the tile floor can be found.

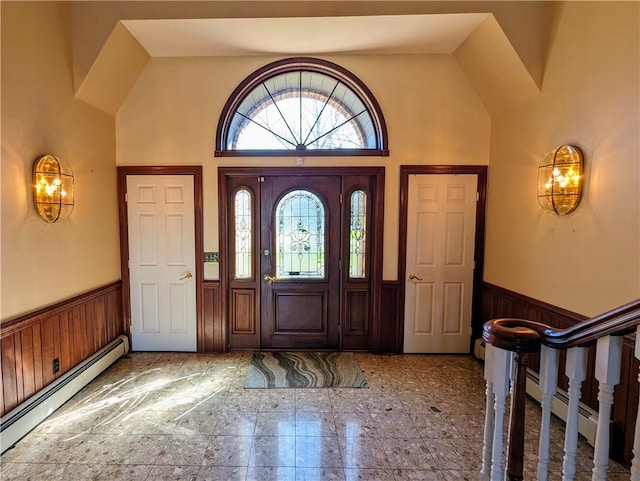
[0,352,631,481]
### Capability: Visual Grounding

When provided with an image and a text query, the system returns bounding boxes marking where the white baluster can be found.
[591,335,622,481]
[491,347,513,481]
[480,344,496,481]
[562,346,587,481]
[630,325,640,481]
[538,345,559,481]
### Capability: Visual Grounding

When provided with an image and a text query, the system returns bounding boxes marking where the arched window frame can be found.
[215,57,389,157]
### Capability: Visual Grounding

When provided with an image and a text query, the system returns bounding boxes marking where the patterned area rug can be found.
[244,351,368,388]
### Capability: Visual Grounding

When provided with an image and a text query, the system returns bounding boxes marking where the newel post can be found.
[506,351,529,481]
[483,319,542,481]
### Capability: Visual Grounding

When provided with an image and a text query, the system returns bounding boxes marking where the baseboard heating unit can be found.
[473,338,599,447]
[0,334,129,454]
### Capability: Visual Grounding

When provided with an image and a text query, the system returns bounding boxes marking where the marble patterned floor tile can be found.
[362,392,404,413]
[342,468,396,481]
[0,462,104,481]
[370,412,421,438]
[426,438,480,471]
[296,390,333,412]
[436,470,478,481]
[295,436,343,468]
[296,411,337,436]
[380,437,437,470]
[0,352,632,480]
[245,466,296,481]
[201,435,252,466]
[259,390,297,412]
[333,412,378,438]
[173,410,220,435]
[248,435,296,467]
[254,411,296,436]
[391,468,444,480]
[197,465,247,481]
[146,464,201,481]
[223,391,262,411]
[154,434,210,466]
[296,466,346,480]
[210,410,257,436]
[117,434,172,465]
[95,464,152,480]
[338,437,390,469]
[409,413,460,439]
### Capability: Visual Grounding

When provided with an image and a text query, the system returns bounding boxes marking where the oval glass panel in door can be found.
[276,190,325,279]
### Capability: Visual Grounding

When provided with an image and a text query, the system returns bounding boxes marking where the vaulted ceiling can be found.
[71,2,551,117]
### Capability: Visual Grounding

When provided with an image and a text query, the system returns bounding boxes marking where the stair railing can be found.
[479,299,640,481]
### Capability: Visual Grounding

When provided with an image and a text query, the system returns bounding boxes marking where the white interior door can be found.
[127,175,196,351]
[403,174,478,353]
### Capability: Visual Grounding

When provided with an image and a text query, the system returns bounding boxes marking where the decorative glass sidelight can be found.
[276,190,325,279]
[349,189,367,278]
[234,188,252,279]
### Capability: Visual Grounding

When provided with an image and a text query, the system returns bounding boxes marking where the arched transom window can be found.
[216,58,388,157]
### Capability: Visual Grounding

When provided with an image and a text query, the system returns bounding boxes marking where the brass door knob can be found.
[180,272,193,280]
[408,273,423,281]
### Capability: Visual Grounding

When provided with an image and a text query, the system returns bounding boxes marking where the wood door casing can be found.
[398,165,488,354]
[220,167,385,352]
[117,165,204,352]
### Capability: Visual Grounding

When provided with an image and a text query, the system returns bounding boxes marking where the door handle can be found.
[180,272,193,280]
[408,273,423,281]
[263,274,276,284]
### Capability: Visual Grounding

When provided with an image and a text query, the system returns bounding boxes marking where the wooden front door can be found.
[260,176,341,349]
[222,167,384,352]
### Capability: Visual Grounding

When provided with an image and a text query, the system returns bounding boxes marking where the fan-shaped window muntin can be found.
[216,58,388,156]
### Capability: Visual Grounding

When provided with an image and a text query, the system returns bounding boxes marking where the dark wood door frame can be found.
[219,166,385,352]
[117,165,205,351]
[398,165,488,353]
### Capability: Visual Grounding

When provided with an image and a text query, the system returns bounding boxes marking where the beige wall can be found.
[484,1,640,316]
[1,2,121,321]
[116,54,491,280]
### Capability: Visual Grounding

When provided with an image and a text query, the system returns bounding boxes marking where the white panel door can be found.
[127,175,196,351]
[403,174,478,353]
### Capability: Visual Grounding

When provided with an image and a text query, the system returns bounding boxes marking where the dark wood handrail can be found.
[481,298,640,481]
[483,298,640,353]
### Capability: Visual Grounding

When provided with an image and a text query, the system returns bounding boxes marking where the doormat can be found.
[244,351,368,388]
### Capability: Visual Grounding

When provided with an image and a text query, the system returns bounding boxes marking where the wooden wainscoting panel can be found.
[378,281,401,353]
[2,336,18,412]
[342,288,371,350]
[0,282,124,417]
[480,282,639,467]
[203,281,224,353]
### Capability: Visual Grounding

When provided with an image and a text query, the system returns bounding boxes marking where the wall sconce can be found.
[537,144,583,215]
[33,154,74,222]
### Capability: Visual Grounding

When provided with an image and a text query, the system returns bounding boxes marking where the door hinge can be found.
[125,192,128,202]
[129,324,133,333]
[258,176,265,182]
[473,261,476,269]
[339,193,343,204]
[476,192,480,202]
